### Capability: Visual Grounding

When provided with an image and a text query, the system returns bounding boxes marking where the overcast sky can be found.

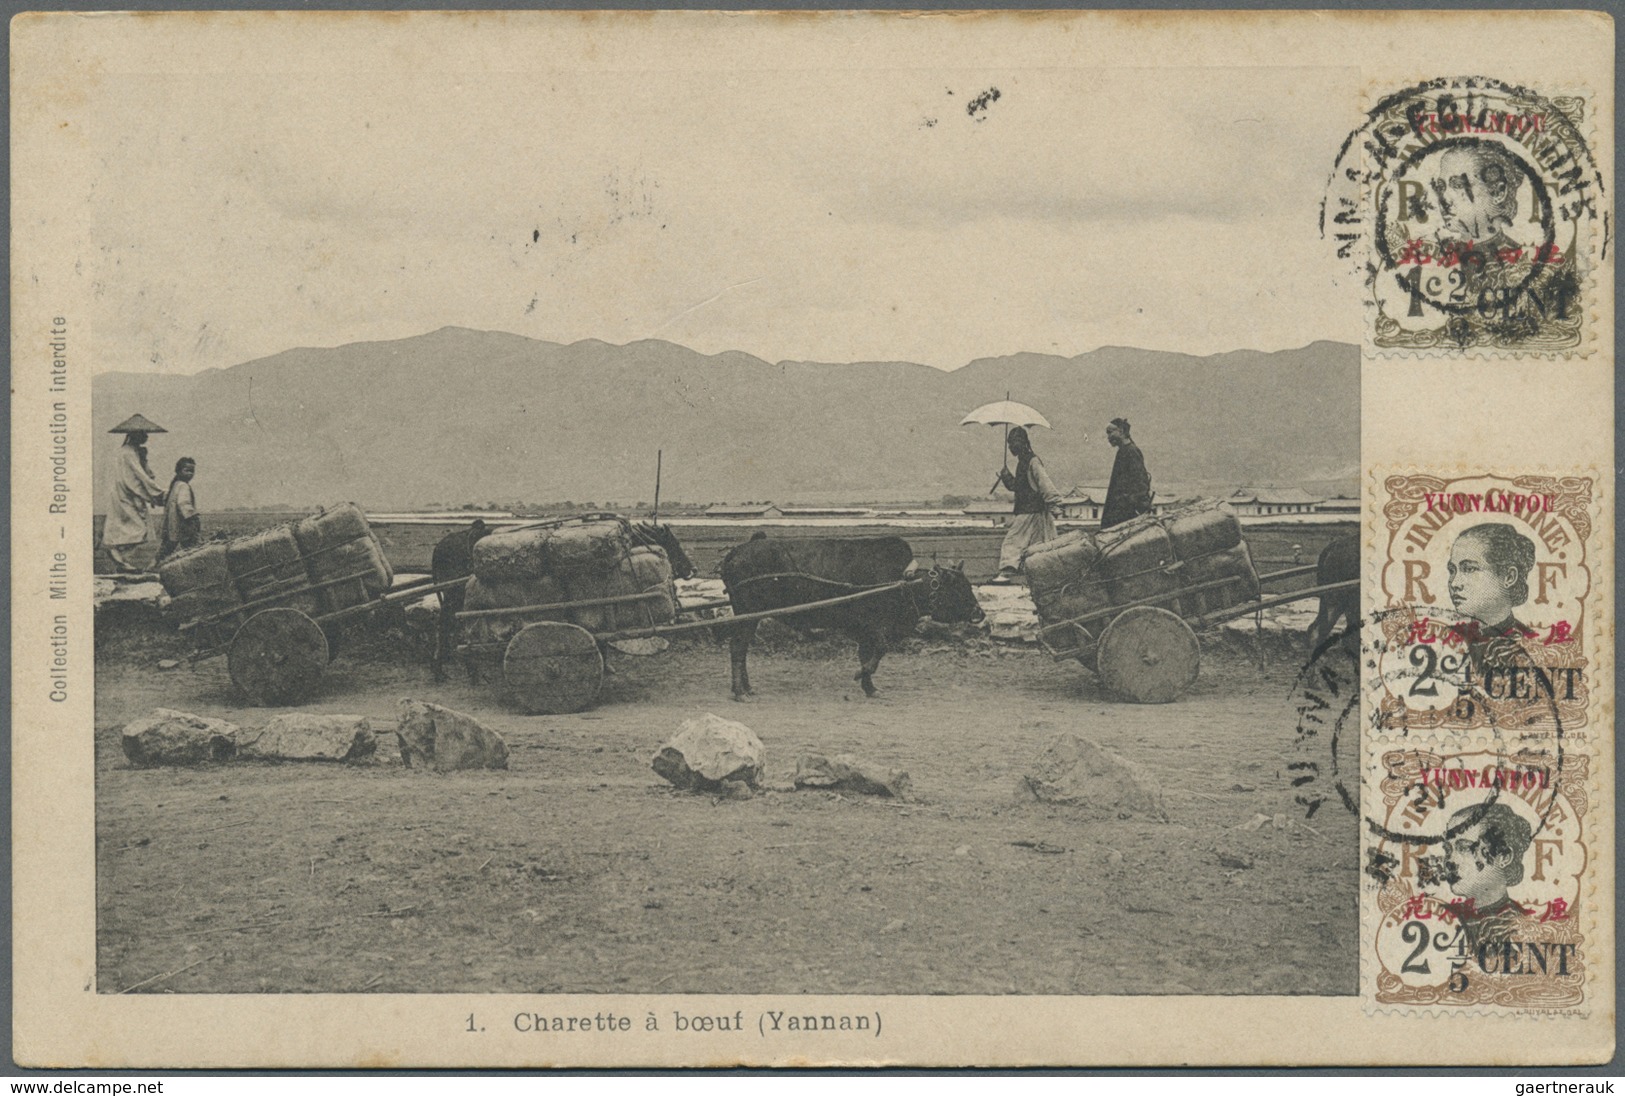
[58,21,1365,374]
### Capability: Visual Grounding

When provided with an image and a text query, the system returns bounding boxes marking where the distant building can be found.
[962,502,1013,527]
[1226,488,1323,516]
[1318,496,1360,515]
[780,507,872,518]
[705,503,784,519]
[1058,486,1198,521]
[1058,486,1109,522]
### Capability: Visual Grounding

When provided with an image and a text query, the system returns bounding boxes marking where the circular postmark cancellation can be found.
[1323,78,1608,354]
[1289,629,1361,821]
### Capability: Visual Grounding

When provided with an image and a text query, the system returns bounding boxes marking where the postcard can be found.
[10,9,1614,1067]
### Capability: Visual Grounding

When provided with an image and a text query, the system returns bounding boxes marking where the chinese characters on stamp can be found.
[1325,78,1607,357]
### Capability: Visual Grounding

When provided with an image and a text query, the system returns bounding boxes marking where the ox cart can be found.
[163,504,474,705]
[1028,502,1357,704]
[453,518,936,715]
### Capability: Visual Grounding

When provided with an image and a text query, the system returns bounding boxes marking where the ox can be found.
[1308,534,1359,650]
[629,521,698,583]
[430,518,696,682]
[431,519,492,681]
[718,535,984,700]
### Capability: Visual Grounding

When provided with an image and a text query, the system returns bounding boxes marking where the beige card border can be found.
[11,8,1616,1068]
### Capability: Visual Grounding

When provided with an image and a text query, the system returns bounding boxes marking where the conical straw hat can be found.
[108,413,167,434]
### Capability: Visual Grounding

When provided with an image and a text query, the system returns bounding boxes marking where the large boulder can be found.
[1021,733,1167,821]
[652,713,764,792]
[793,753,910,799]
[121,709,239,767]
[396,699,509,771]
[237,713,377,763]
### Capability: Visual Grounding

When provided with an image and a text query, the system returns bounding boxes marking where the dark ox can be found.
[429,518,696,681]
[719,534,984,700]
[431,519,492,681]
[1308,534,1359,650]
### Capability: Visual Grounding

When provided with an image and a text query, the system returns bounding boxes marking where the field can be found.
[95,605,1360,997]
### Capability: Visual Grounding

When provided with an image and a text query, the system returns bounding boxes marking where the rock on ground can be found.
[94,576,168,610]
[677,578,730,617]
[651,713,764,792]
[396,699,510,771]
[793,753,910,799]
[973,584,1041,643]
[1021,732,1167,821]
[121,709,239,767]
[237,713,377,763]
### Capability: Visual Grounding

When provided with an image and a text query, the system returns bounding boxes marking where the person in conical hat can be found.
[102,416,168,572]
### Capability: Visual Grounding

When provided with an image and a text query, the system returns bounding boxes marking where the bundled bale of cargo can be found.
[461,574,570,651]
[627,545,678,625]
[562,545,678,632]
[1024,532,1107,624]
[293,503,394,613]
[1177,541,1261,618]
[226,523,324,617]
[1026,500,1257,632]
[158,542,243,630]
[472,519,631,583]
[462,519,679,644]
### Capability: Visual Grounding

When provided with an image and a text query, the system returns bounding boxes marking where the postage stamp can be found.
[1363,744,1592,1013]
[1324,77,1608,357]
[1369,473,1597,737]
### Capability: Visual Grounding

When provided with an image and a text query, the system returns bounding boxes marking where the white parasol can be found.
[958,400,1051,430]
[961,397,1051,491]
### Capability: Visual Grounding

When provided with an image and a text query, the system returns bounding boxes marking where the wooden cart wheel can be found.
[1095,606,1200,704]
[503,622,604,714]
[228,608,329,706]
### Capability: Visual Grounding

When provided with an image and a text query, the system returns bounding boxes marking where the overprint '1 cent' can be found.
[1324,78,1608,358]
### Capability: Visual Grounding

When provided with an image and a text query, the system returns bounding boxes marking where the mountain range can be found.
[92,327,1359,510]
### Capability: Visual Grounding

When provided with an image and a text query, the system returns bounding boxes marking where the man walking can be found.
[1101,417,1153,530]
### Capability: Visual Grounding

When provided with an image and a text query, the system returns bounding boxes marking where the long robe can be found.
[103,444,166,549]
[159,479,200,559]
[1102,440,1153,529]
[999,456,1063,571]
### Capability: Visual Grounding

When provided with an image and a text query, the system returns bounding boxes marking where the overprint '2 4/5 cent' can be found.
[1365,746,1591,1012]
[1370,473,1595,736]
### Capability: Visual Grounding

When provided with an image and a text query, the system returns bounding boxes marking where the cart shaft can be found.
[455,589,668,622]
[1194,580,1359,627]
[594,580,909,642]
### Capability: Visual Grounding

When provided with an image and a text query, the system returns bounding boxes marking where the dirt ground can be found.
[95,613,1359,997]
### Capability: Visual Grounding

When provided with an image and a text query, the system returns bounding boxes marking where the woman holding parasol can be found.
[961,400,1064,583]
